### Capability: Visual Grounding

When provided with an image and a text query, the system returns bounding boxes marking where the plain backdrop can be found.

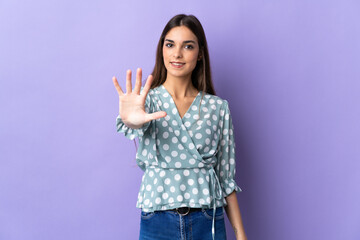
[0,0,359,239]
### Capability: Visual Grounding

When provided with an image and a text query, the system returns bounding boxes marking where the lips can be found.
[170,62,185,68]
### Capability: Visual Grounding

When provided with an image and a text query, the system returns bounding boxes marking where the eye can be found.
[165,43,173,48]
[185,45,194,49]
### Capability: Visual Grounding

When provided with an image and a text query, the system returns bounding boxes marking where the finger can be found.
[112,76,124,96]
[141,74,154,96]
[134,67,142,94]
[126,69,132,93]
[145,111,167,122]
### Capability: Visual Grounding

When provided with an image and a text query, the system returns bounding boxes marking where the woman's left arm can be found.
[224,191,247,240]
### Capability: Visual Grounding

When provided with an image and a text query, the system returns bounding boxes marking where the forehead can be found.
[164,26,198,42]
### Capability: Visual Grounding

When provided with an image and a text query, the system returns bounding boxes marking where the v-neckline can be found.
[160,84,201,121]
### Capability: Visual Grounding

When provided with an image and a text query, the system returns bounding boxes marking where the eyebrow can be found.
[165,39,196,44]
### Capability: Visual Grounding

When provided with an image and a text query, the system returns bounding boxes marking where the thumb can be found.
[144,111,167,122]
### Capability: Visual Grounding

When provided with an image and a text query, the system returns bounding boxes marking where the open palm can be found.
[112,68,167,129]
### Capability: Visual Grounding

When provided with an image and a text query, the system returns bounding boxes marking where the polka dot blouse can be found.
[116,84,242,214]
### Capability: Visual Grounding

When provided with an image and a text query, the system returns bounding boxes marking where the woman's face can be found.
[162,26,201,81]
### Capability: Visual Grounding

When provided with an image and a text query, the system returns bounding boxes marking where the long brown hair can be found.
[150,14,216,95]
[132,14,217,155]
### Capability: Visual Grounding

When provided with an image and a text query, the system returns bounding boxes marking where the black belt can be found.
[169,207,203,216]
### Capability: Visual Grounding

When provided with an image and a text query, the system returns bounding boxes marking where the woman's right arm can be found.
[112,68,167,140]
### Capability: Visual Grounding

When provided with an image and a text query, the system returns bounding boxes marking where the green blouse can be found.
[116,84,242,239]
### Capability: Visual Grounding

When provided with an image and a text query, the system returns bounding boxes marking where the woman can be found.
[112,14,247,240]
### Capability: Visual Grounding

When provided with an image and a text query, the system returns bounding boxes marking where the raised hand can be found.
[112,68,167,129]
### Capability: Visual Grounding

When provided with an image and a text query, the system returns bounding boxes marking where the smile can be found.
[170,62,185,68]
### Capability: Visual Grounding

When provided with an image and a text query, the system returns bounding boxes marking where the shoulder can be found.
[201,92,229,109]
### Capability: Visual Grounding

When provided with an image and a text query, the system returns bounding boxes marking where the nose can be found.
[173,46,182,58]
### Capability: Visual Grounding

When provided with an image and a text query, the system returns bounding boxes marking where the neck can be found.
[162,75,198,99]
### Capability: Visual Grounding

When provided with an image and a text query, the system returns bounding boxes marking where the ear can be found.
[198,54,202,61]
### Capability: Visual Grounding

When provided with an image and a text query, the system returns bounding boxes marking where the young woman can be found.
[113,14,247,240]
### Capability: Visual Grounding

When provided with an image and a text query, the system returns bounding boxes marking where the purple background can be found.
[1,0,359,239]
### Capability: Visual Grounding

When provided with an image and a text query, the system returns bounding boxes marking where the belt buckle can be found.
[176,207,190,216]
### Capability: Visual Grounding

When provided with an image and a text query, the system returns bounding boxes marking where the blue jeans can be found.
[139,207,227,240]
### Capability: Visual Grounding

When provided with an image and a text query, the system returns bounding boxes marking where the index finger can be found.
[141,74,154,97]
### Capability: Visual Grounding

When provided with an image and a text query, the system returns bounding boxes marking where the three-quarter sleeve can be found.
[215,100,243,198]
[116,87,153,140]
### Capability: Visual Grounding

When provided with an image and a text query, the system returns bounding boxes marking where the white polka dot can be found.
[157,186,164,192]
[163,132,169,139]
[146,185,152,191]
[199,198,205,204]
[189,159,196,164]
[155,197,161,204]
[175,174,181,181]
[149,171,154,177]
[159,171,165,177]
[144,199,150,205]
[198,178,204,184]
[180,184,186,191]
[195,133,202,139]
[154,178,158,184]
[175,162,182,168]
[169,197,174,203]
[164,102,169,108]
[203,189,209,195]
[177,195,183,201]
[162,193,169,199]
[165,178,171,185]
[172,137,178,143]
[171,151,178,157]
[163,144,169,151]
[165,156,171,163]
[142,149,147,156]
[162,121,168,127]
[184,121,191,127]
[183,170,190,176]
[188,179,194,185]
[192,188,198,194]
[181,136,187,142]
[184,193,190,199]
[191,105,198,111]
[170,186,175,192]
[172,109,177,114]
[180,153,186,160]
[189,143,195,149]
[174,130,180,136]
